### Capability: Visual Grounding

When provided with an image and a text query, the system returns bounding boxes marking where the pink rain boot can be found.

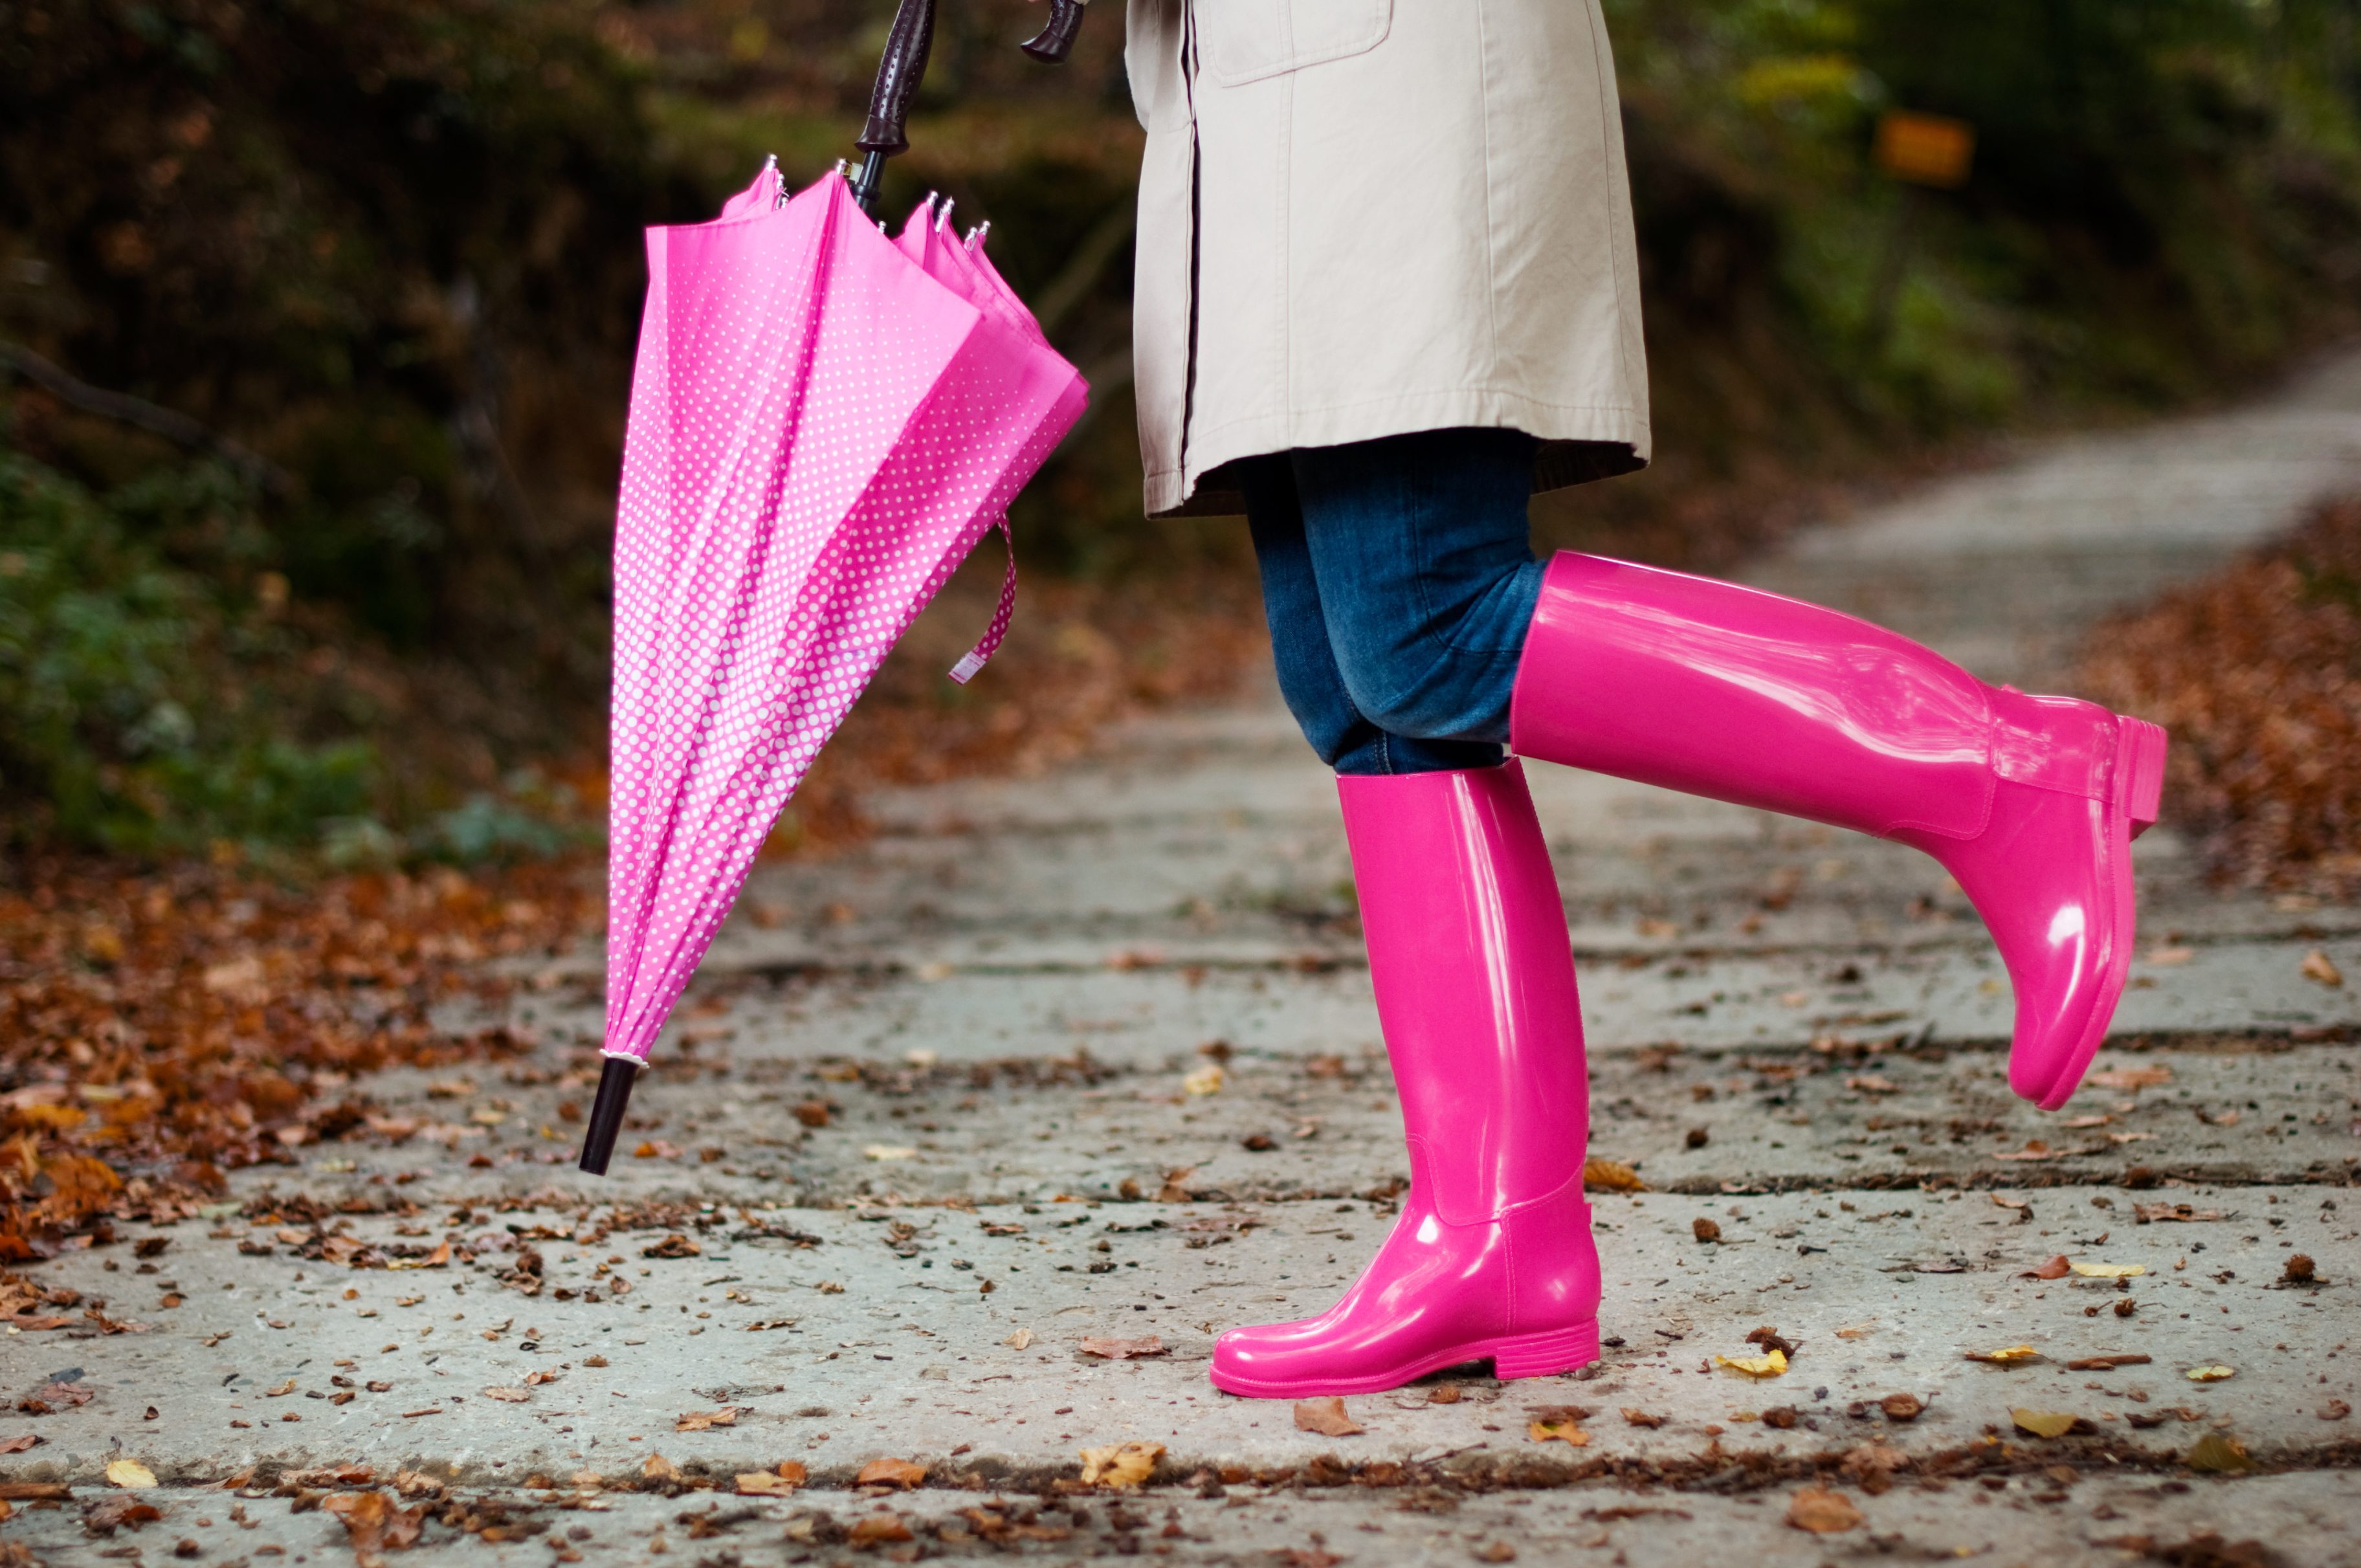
[1510,553,2167,1111]
[1208,762,1600,1398]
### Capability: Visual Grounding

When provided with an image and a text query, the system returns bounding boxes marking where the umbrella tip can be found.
[577,1057,641,1175]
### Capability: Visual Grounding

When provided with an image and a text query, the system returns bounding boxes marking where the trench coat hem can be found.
[1142,387,1650,518]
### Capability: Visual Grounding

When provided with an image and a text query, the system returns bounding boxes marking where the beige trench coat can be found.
[1123,0,1651,517]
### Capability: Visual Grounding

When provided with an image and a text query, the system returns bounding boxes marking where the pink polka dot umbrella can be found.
[580,1,1089,1172]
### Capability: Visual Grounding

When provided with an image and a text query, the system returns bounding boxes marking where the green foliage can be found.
[5,0,2361,852]
[1607,0,2361,439]
[0,446,374,851]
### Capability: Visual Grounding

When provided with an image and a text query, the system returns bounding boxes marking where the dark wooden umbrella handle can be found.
[857,0,938,160]
[850,0,1086,215]
[1022,0,1087,63]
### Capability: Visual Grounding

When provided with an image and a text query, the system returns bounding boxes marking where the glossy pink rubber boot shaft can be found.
[1509,552,2164,1112]
[1208,763,1601,1398]
[1344,762,1590,1221]
[1511,554,1996,839]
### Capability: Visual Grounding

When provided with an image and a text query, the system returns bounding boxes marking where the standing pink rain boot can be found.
[1208,761,1600,1398]
[1510,553,2168,1111]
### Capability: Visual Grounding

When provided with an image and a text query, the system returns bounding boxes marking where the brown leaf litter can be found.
[1,857,593,1261]
[2080,492,2361,894]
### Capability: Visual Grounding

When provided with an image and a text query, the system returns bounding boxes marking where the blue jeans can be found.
[1239,428,1543,776]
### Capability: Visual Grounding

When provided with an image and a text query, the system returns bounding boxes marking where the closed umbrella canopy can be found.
[580,1,1089,1171]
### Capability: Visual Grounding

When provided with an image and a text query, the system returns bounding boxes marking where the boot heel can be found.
[1490,1320,1601,1380]
[2115,716,2168,837]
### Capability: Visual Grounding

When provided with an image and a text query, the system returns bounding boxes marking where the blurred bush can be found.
[0,443,372,850]
[4,0,2360,854]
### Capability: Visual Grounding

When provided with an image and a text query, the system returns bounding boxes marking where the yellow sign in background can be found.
[1875,111,1976,188]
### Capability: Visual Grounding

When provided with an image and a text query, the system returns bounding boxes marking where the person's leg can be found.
[1214,431,1599,1400]
[1287,426,1543,750]
[1509,553,2167,1109]
[1238,450,1502,774]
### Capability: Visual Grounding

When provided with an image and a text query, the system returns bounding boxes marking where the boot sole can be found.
[2026,714,2168,1111]
[1208,1319,1600,1398]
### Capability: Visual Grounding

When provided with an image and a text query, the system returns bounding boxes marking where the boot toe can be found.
[1949,782,2135,1111]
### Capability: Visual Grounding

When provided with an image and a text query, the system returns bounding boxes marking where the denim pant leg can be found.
[1240,428,1542,776]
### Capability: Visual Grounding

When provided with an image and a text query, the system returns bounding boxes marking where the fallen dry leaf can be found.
[2186,1433,2254,1473]
[1078,1336,1168,1361]
[104,1459,157,1489]
[322,1490,427,1568]
[1786,1486,1863,1534]
[2089,1066,2173,1090]
[2011,1408,2081,1439]
[1879,1393,1924,1421]
[1965,1345,2044,1365]
[2067,1354,2153,1371]
[2186,1365,2236,1382]
[2302,949,2344,988]
[1293,1397,1363,1437]
[1581,1157,1645,1193]
[856,1457,925,1489]
[2144,945,2196,966]
[1528,1417,1590,1447]
[2135,1203,2224,1224]
[0,1435,36,1453]
[1182,1063,1225,1096]
[848,1514,914,1545]
[1621,1408,1666,1428]
[639,1453,682,1485]
[83,1494,163,1534]
[1713,1349,1788,1378]
[18,1378,93,1413]
[482,1387,529,1404]
[2070,1261,2146,1279]
[2320,1398,2351,1421]
[1076,1441,1163,1489]
[1004,1328,1034,1350]
[674,1406,742,1431]
[733,1463,805,1497]
[2021,1255,2072,1280]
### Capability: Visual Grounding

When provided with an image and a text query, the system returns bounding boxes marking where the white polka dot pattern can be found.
[603,166,1087,1065]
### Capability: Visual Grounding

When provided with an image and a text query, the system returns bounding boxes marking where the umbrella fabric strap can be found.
[948,518,1017,685]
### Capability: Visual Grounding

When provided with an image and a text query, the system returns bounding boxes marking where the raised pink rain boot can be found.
[1510,553,2167,1111]
[1208,761,1600,1398]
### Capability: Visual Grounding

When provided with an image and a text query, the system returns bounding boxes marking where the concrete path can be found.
[11,352,2361,1565]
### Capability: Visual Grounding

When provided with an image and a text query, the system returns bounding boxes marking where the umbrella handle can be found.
[855,0,937,163]
[851,0,1085,215]
[577,1057,640,1175]
[1021,0,1087,63]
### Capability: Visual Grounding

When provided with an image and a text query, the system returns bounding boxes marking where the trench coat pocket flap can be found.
[1197,0,1392,87]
